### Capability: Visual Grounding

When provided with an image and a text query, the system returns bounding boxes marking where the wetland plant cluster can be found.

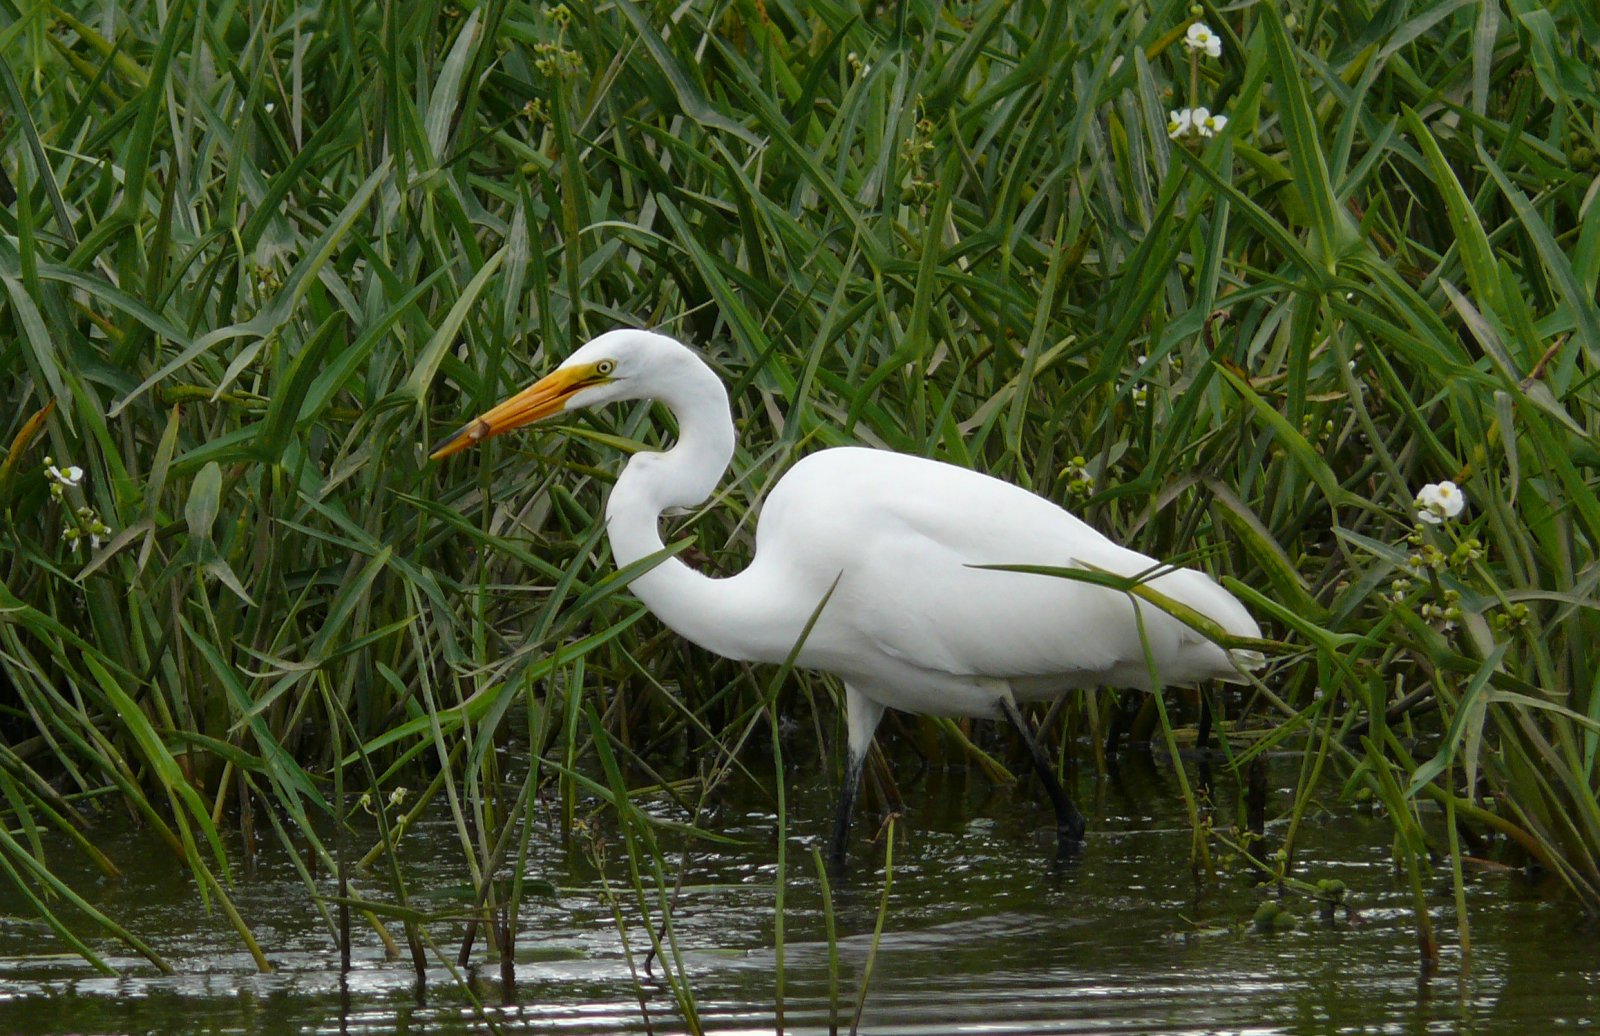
[2,0,1600,997]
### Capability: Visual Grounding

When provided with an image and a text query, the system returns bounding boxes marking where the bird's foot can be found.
[1050,832,1085,875]
[1056,829,1084,854]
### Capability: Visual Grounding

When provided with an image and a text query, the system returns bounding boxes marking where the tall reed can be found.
[2,0,1598,978]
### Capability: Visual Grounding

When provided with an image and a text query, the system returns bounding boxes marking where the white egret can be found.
[432,329,1263,864]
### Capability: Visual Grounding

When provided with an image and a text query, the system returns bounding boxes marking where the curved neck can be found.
[603,357,753,659]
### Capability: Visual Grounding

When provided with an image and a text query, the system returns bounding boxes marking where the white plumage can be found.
[433,329,1263,863]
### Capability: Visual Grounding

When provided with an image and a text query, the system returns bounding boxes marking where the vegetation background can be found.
[3,0,1600,985]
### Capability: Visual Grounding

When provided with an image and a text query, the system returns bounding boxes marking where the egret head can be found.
[429,329,691,460]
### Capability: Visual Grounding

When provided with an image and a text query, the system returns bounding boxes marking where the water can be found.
[2,750,1596,1034]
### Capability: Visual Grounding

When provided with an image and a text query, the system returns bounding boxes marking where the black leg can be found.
[1197,690,1215,755]
[1105,692,1132,764]
[1246,752,1268,837]
[828,749,865,872]
[998,696,1086,851]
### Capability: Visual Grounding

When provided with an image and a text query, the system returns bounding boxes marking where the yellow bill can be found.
[429,363,602,460]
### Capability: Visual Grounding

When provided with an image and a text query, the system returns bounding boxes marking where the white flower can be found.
[1193,107,1227,137]
[1171,107,1228,140]
[1185,22,1223,59]
[47,464,84,487]
[1415,481,1465,524]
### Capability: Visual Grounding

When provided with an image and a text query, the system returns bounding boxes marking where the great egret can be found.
[432,329,1263,864]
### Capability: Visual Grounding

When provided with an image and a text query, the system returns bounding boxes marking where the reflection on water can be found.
[0,748,1596,1035]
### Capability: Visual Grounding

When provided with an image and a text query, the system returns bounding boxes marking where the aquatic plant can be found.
[2,0,1599,990]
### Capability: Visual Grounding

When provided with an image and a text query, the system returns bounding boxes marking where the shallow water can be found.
[1,749,1596,1035]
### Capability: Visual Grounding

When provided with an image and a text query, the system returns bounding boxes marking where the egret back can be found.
[747,447,1260,695]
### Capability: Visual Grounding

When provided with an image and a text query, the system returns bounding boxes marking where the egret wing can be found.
[758,448,1254,686]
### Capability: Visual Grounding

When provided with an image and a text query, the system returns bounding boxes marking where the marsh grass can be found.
[3,0,1600,995]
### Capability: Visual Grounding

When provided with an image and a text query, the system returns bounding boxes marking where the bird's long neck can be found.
[603,358,756,660]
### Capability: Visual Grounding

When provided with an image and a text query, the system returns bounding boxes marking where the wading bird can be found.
[432,329,1263,866]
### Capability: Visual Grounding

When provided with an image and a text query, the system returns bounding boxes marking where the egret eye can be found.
[595,359,615,376]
